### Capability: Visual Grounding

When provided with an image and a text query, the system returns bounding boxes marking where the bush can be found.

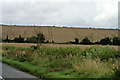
[83,46,117,60]
[36,33,45,43]
[112,37,120,45]
[25,36,37,43]
[94,41,100,44]
[25,33,45,44]
[66,38,79,44]
[99,37,111,45]
[80,37,92,45]
[113,68,120,78]
[46,40,49,43]
[13,35,24,43]
[74,38,79,44]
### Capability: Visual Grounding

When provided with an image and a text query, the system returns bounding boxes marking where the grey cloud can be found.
[2,1,118,28]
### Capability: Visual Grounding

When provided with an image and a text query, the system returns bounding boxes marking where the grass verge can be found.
[2,57,77,78]
[1,46,120,79]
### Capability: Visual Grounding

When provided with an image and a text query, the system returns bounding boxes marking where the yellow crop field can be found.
[1,25,119,43]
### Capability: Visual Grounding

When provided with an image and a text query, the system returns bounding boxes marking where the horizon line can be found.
[0,23,119,30]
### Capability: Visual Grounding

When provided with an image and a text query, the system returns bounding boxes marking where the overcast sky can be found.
[0,0,119,28]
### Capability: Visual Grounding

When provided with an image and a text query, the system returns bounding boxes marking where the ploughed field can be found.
[1,25,119,43]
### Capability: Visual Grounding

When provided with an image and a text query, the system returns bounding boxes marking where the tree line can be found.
[2,33,45,43]
[2,33,120,45]
[69,37,120,45]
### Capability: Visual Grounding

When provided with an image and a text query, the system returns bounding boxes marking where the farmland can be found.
[1,25,119,43]
[1,25,120,78]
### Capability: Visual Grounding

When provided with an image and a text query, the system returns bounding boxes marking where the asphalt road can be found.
[0,62,41,80]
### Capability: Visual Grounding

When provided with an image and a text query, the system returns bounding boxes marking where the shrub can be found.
[113,68,120,78]
[80,37,92,45]
[83,46,117,60]
[36,33,45,43]
[46,40,49,43]
[94,41,100,44]
[99,37,111,45]
[74,38,79,44]
[66,38,79,44]
[112,37,120,45]
[13,35,24,43]
[25,33,45,44]
[25,36,37,43]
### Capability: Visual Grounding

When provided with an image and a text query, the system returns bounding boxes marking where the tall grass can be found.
[2,46,120,78]
[73,58,118,78]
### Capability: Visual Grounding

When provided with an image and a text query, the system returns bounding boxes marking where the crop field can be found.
[1,25,119,43]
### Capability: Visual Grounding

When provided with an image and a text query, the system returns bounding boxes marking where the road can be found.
[0,62,41,80]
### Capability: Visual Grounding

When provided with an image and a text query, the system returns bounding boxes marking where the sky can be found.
[0,0,120,29]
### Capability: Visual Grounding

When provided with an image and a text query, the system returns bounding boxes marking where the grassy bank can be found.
[1,46,120,79]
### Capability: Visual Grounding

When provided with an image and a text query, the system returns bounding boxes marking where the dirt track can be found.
[2,43,119,50]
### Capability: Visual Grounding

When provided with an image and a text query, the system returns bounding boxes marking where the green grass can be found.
[1,45,120,78]
[2,57,79,78]
[2,57,53,78]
